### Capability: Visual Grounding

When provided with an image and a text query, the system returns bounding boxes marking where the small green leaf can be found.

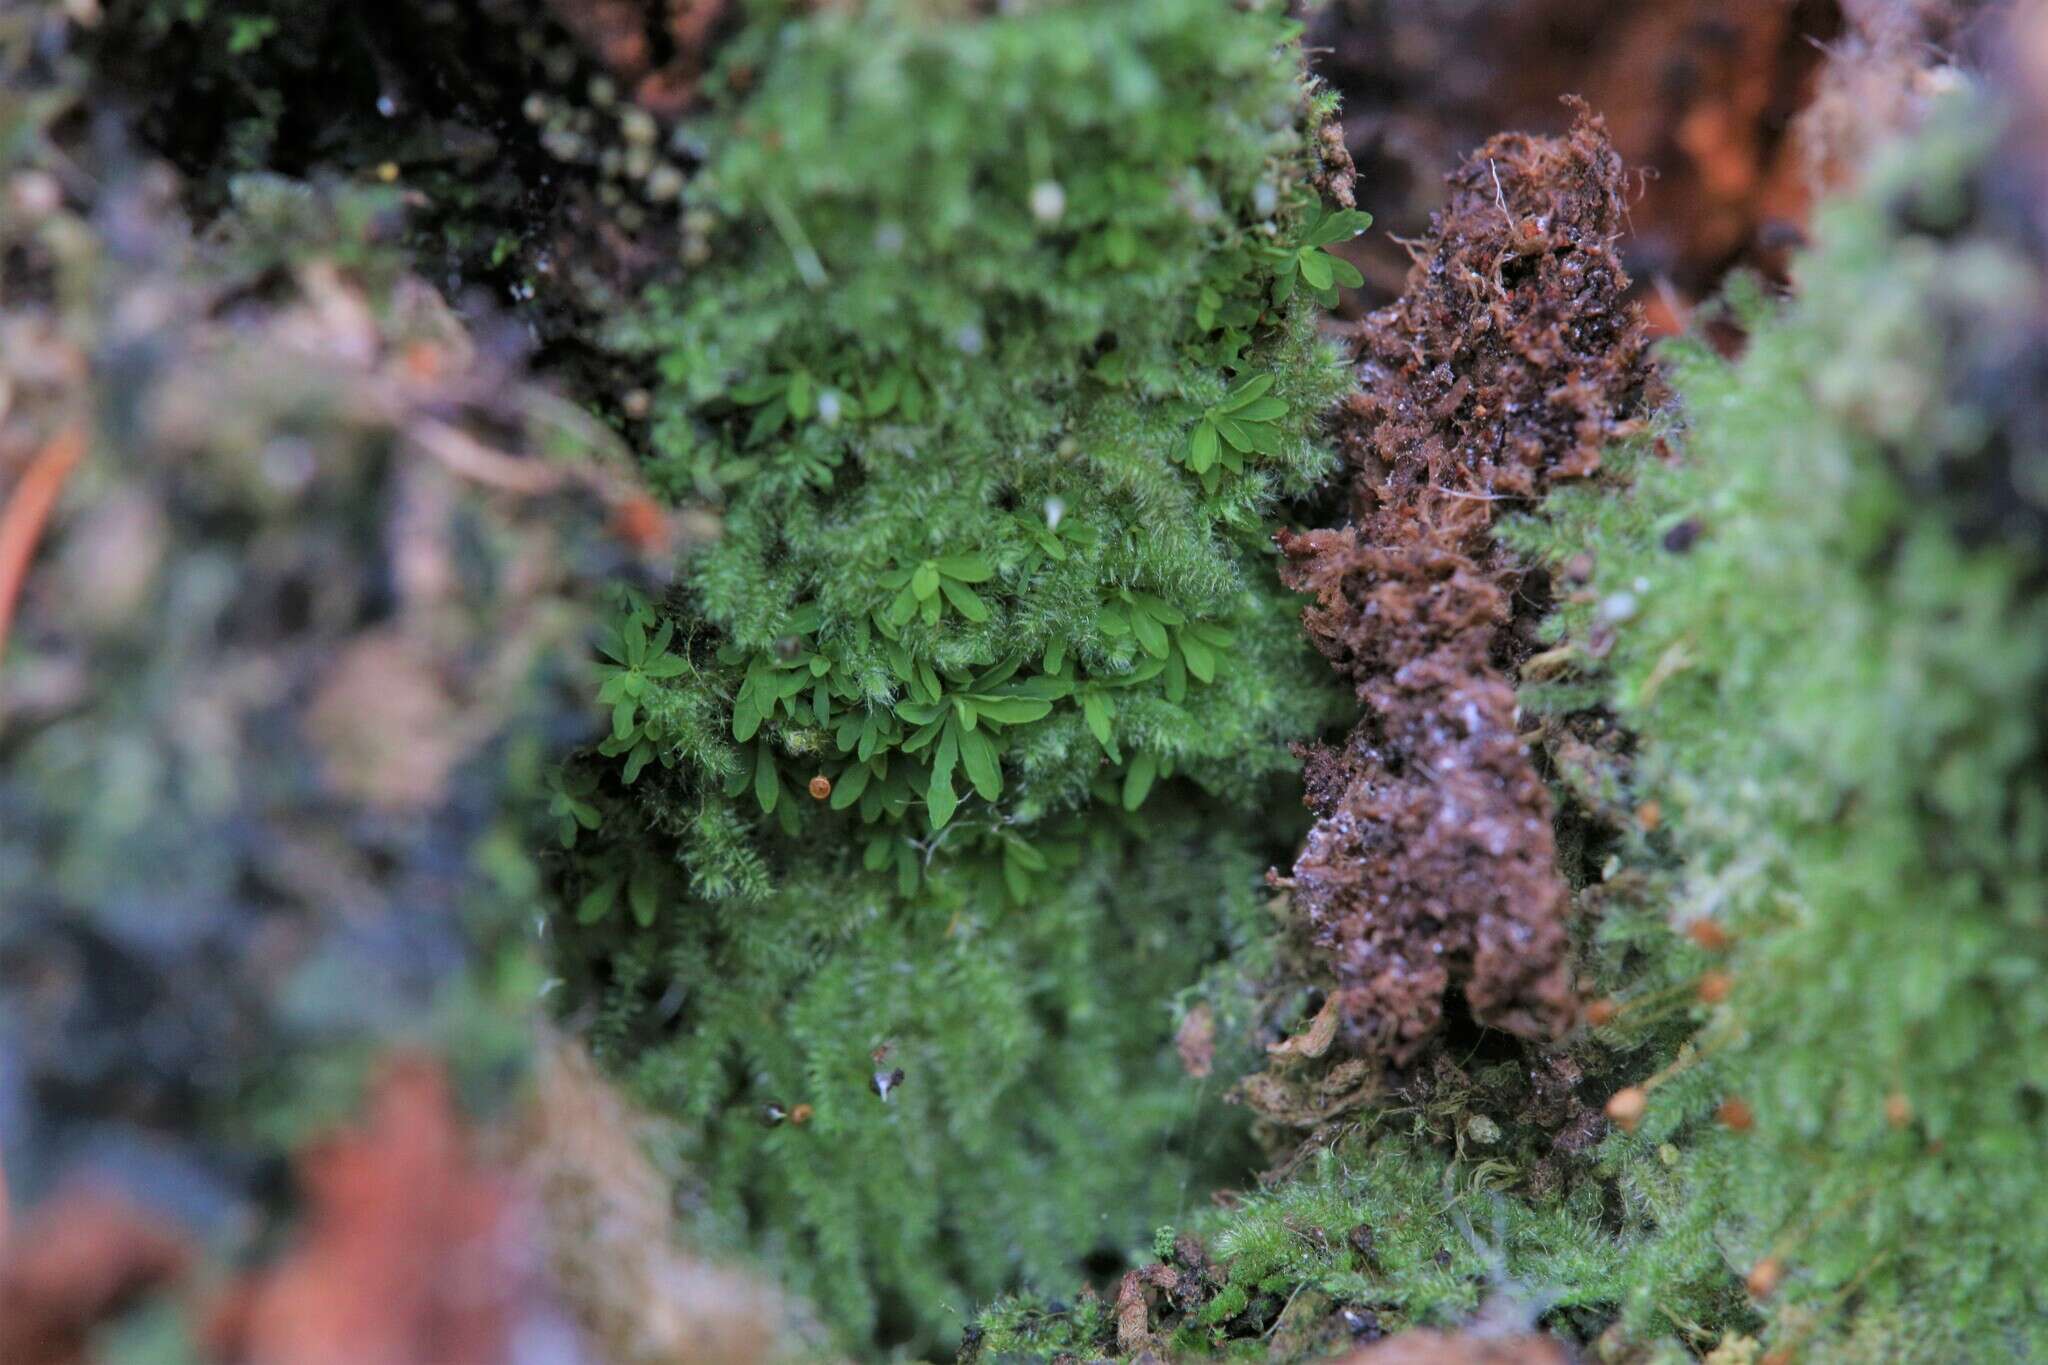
[866,369,901,417]
[1180,634,1216,683]
[1217,373,1274,411]
[1189,418,1219,472]
[971,697,1053,725]
[729,376,783,404]
[939,577,991,622]
[577,878,620,924]
[786,369,813,419]
[1122,751,1158,810]
[1130,593,1185,626]
[1005,838,1048,872]
[1083,691,1113,749]
[934,555,993,583]
[1132,611,1168,659]
[754,745,779,813]
[896,699,944,726]
[1104,224,1136,268]
[927,768,958,829]
[746,398,788,444]
[1215,416,1254,452]
[1327,254,1365,289]
[1043,638,1067,674]
[1098,604,1131,636]
[628,869,660,927]
[642,655,688,679]
[1298,248,1334,290]
[1306,208,1372,246]
[911,562,941,601]
[1239,421,1281,455]
[1233,396,1288,422]
[896,842,920,896]
[960,727,1002,801]
[611,699,637,741]
[831,763,871,809]
[622,740,653,784]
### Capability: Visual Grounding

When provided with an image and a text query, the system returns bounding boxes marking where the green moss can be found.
[550,0,1359,1354]
[1520,96,2048,1360]
[1036,89,2048,1365]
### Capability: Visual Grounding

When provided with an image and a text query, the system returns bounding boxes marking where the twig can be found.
[409,417,562,494]
[0,421,87,669]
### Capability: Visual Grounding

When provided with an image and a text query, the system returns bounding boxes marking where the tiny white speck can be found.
[1029,180,1066,223]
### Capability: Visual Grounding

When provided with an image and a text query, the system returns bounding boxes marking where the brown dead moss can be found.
[1271,105,1654,1070]
[1308,0,1844,323]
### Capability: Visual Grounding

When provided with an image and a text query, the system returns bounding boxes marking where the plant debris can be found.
[541,0,731,117]
[1307,0,1847,320]
[202,1056,584,1365]
[1271,105,1655,1069]
[0,1189,191,1365]
[1334,1328,1573,1364]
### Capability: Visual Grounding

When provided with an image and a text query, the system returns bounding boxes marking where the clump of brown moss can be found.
[1271,105,1655,1068]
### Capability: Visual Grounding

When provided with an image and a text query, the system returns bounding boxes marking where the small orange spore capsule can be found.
[1685,918,1731,952]
[1697,971,1733,1005]
[1716,1097,1755,1132]
[1747,1256,1784,1300]
[808,775,832,800]
[610,495,669,552]
[1605,1086,1648,1133]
